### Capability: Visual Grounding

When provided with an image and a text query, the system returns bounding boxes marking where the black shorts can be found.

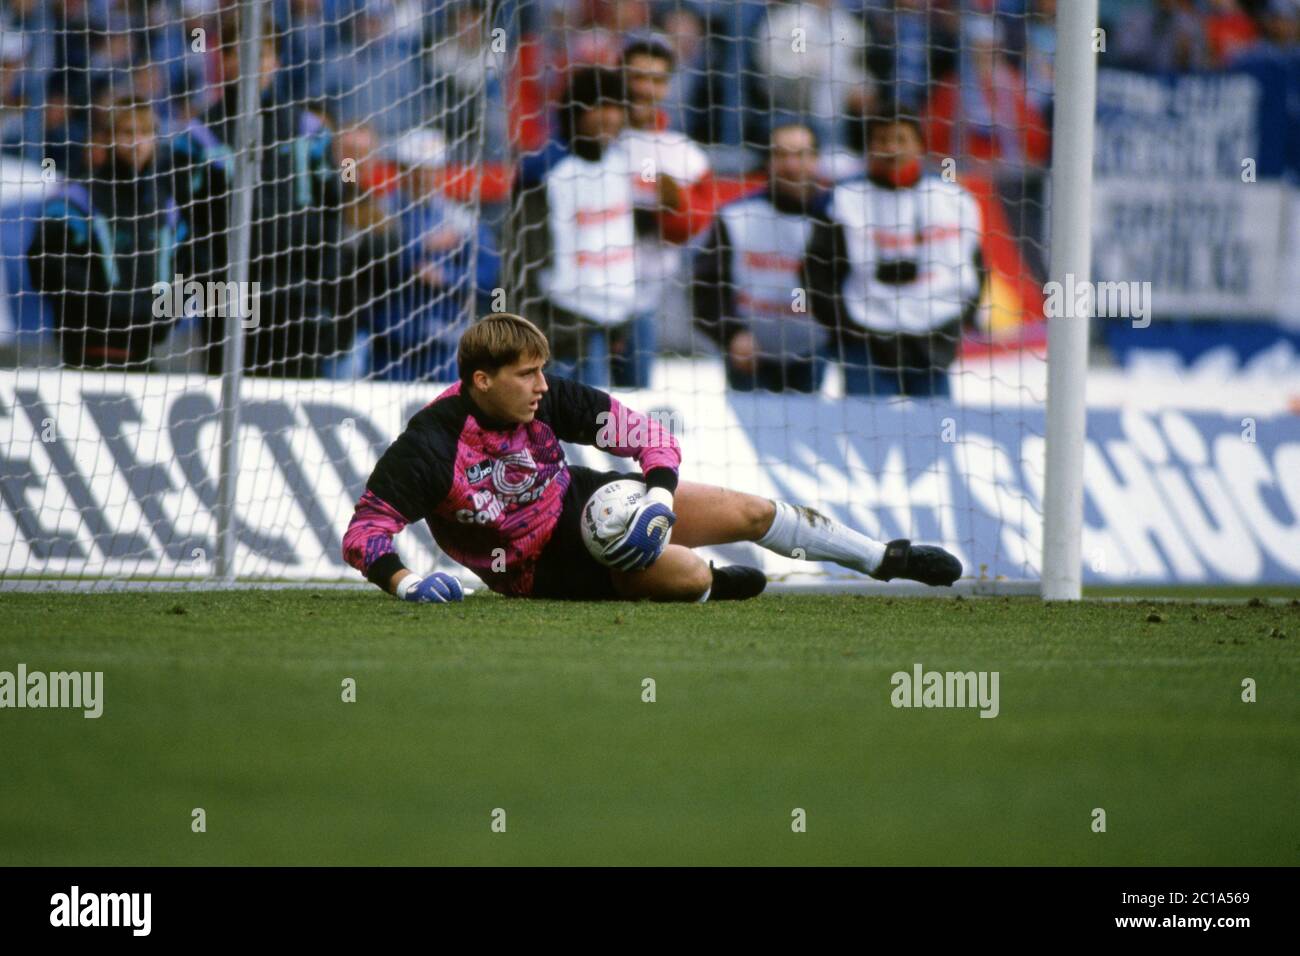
[530,466,634,601]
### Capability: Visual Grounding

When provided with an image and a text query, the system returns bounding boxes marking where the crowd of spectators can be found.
[0,0,1296,387]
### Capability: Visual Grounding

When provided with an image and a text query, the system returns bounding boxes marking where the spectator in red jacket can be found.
[922,16,1050,170]
[1206,0,1262,65]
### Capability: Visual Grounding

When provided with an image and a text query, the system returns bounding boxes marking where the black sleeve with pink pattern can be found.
[541,376,681,495]
[365,403,461,523]
[537,375,612,445]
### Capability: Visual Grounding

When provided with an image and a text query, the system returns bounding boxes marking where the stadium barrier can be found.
[3,364,1297,589]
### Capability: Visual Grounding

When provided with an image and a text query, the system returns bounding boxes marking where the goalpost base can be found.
[2,577,1043,598]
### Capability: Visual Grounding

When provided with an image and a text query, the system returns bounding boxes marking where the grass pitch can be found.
[1,590,1296,866]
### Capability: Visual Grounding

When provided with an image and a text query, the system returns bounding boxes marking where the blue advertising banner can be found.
[731,397,1300,586]
[1092,58,1299,322]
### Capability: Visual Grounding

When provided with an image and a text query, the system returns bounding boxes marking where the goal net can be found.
[0,0,1052,592]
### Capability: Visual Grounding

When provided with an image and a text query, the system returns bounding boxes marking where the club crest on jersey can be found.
[466,459,493,484]
[492,449,537,495]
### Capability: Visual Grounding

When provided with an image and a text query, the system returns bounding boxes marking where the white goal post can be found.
[1041,0,1098,601]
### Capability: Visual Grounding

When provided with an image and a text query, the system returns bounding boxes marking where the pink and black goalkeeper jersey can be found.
[342,376,681,596]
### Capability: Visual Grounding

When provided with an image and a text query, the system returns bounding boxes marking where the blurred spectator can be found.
[0,0,41,28]
[120,52,182,132]
[369,126,499,381]
[89,7,138,75]
[149,0,224,120]
[171,12,347,378]
[37,69,89,176]
[617,37,709,385]
[325,0,432,139]
[0,0,43,157]
[529,0,652,147]
[923,16,1050,170]
[332,110,399,198]
[28,93,183,368]
[756,0,875,150]
[506,66,638,387]
[862,0,959,114]
[1206,0,1262,65]
[0,30,30,151]
[426,0,510,162]
[554,0,652,70]
[321,118,400,378]
[1024,0,1055,117]
[51,0,97,77]
[678,0,769,154]
[63,5,189,131]
[656,3,709,137]
[274,0,338,106]
[1111,0,1211,71]
[805,111,985,397]
[694,122,831,392]
[1262,0,1300,45]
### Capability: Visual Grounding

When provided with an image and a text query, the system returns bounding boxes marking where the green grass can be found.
[0,591,1296,866]
[1085,584,1300,600]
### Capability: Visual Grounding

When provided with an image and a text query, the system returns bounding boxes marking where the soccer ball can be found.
[580,479,665,566]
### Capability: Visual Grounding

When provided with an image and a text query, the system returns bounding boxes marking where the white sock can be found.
[756,500,887,575]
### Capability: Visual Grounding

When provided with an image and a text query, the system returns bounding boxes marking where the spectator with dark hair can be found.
[805,111,985,397]
[506,66,639,386]
[170,11,347,378]
[28,93,186,368]
[693,122,832,392]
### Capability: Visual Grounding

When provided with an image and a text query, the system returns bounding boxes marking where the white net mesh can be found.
[0,0,1051,589]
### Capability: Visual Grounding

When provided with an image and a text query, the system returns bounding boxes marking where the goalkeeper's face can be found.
[472,355,549,424]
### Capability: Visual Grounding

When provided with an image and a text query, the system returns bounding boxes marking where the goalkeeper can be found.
[343,313,961,603]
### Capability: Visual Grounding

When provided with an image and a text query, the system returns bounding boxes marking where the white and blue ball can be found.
[580,479,668,566]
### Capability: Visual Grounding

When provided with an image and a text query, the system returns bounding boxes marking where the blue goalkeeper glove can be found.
[606,489,676,571]
[396,571,464,604]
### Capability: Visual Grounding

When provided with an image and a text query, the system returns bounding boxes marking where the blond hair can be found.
[457,314,550,388]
